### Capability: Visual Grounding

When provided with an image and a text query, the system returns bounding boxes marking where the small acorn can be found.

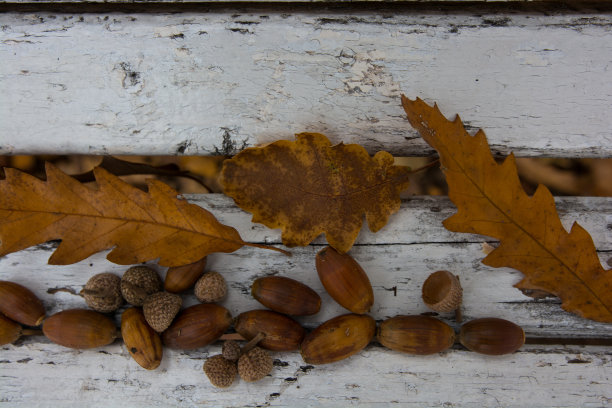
[0,280,45,326]
[203,354,237,388]
[165,256,207,293]
[422,271,463,321]
[251,276,321,316]
[121,307,163,370]
[222,340,241,362]
[315,246,374,314]
[194,272,227,303]
[81,273,123,313]
[238,347,273,382]
[459,317,525,355]
[143,292,182,332]
[121,266,163,306]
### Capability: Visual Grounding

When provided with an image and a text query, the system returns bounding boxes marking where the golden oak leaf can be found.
[220,133,411,253]
[402,95,611,322]
[0,163,287,267]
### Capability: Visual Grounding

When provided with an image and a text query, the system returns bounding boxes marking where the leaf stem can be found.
[409,159,440,174]
[244,242,292,256]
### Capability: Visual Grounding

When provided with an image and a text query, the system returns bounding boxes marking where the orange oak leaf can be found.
[0,163,288,267]
[402,95,611,322]
[220,133,411,253]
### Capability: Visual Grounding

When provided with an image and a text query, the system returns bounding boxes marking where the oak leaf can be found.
[0,163,287,267]
[402,95,612,322]
[220,133,411,253]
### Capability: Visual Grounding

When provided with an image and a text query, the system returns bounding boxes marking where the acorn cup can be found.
[0,281,46,326]
[422,270,463,322]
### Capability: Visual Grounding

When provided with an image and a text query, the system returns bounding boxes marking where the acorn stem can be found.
[80,288,115,298]
[244,242,292,256]
[241,332,266,355]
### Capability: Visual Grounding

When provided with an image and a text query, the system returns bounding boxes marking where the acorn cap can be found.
[238,347,273,382]
[143,292,182,332]
[222,340,241,362]
[194,272,227,303]
[81,273,123,313]
[422,270,463,313]
[203,354,237,388]
[121,266,163,306]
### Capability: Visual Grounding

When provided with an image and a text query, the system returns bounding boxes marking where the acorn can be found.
[0,280,45,326]
[238,347,273,382]
[234,310,305,351]
[143,292,182,332]
[422,271,463,320]
[162,304,232,350]
[81,273,123,313]
[251,276,321,316]
[459,317,525,355]
[121,307,163,370]
[300,313,376,365]
[222,340,241,362]
[204,354,237,388]
[42,309,118,349]
[165,256,207,293]
[121,266,162,306]
[194,272,227,303]
[315,246,374,314]
[0,313,23,345]
[377,315,456,355]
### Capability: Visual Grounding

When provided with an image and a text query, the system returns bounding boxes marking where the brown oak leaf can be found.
[220,133,411,253]
[0,163,288,267]
[402,95,611,323]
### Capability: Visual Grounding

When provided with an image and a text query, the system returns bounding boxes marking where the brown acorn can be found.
[0,280,45,326]
[300,313,376,365]
[42,309,118,349]
[164,256,207,293]
[121,307,163,370]
[459,317,525,355]
[377,315,456,355]
[0,314,23,345]
[251,276,321,316]
[162,304,232,350]
[234,310,305,351]
[422,270,463,318]
[315,246,374,314]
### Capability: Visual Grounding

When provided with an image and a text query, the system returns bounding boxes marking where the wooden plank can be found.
[1,195,610,338]
[1,11,612,157]
[1,340,610,407]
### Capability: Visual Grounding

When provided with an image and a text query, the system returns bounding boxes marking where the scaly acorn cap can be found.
[222,340,241,362]
[81,273,123,313]
[422,270,463,314]
[143,292,182,332]
[121,266,163,306]
[194,272,227,303]
[238,347,273,382]
[203,354,237,388]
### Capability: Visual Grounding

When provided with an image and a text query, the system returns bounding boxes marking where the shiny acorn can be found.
[251,276,321,316]
[121,307,163,370]
[162,304,232,350]
[315,246,374,314]
[377,315,455,355]
[422,270,463,314]
[0,314,23,345]
[42,309,118,349]
[300,313,376,365]
[459,317,525,355]
[0,280,45,326]
[164,256,207,293]
[234,309,305,351]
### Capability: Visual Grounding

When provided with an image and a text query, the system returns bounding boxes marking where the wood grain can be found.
[1,11,611,157]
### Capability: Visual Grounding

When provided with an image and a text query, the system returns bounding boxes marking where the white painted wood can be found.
[1,195,610,338]
[1,12,612,157]
[1,340,610,407]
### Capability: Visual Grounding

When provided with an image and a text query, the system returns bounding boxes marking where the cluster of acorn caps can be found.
[1,246,526,389]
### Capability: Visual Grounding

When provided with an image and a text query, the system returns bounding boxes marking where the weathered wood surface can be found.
[0,194,611,407]
[1,11,612,157]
